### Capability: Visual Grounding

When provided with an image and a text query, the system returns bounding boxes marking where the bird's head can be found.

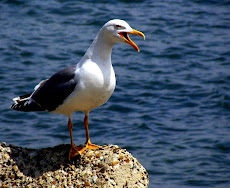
[102,19,145,52]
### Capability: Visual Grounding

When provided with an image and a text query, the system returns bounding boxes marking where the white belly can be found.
[52,61,116,116]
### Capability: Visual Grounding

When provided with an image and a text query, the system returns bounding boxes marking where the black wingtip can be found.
[11,94,45,112]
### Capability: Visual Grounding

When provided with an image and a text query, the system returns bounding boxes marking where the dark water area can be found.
[1,0,230,187]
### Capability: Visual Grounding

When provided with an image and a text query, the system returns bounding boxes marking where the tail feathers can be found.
[11,93,45,112]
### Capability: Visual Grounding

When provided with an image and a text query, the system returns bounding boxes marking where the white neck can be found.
[80,28,116,66]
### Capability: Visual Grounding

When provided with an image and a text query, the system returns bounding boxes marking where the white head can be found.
[100,19,145,52]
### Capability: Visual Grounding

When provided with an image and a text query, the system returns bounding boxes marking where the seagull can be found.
[11,19,145,160]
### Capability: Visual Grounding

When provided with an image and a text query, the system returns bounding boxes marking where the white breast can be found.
[53,59,116,116]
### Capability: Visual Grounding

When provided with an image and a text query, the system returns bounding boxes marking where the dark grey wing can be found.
[11,80,48,112]
[31,65,77,112]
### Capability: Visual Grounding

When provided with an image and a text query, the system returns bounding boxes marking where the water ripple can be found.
[1,0,230,187]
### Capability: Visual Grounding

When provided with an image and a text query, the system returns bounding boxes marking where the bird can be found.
[11,19,145,160]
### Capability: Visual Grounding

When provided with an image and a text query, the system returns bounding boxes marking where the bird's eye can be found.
[115,25,122,29]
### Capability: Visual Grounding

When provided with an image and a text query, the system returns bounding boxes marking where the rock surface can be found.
[0,142,149,187]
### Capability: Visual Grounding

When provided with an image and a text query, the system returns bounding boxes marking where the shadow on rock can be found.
[9,144,81,178]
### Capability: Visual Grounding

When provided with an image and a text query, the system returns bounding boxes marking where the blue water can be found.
[1,0,230,187]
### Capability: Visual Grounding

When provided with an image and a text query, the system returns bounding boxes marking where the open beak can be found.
[119,29,145,52]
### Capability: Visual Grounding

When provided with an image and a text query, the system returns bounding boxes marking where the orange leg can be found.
[83,114,100,149]
[68,115,100,160]
[68,118,83,160]
[76,114,100,154]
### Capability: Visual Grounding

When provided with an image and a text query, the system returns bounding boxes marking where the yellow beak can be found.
[119,29,145,52]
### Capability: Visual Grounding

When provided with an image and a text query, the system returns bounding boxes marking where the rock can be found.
[0,143,149,187]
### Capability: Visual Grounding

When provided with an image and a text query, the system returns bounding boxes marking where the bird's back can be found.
[11,65,77,113]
